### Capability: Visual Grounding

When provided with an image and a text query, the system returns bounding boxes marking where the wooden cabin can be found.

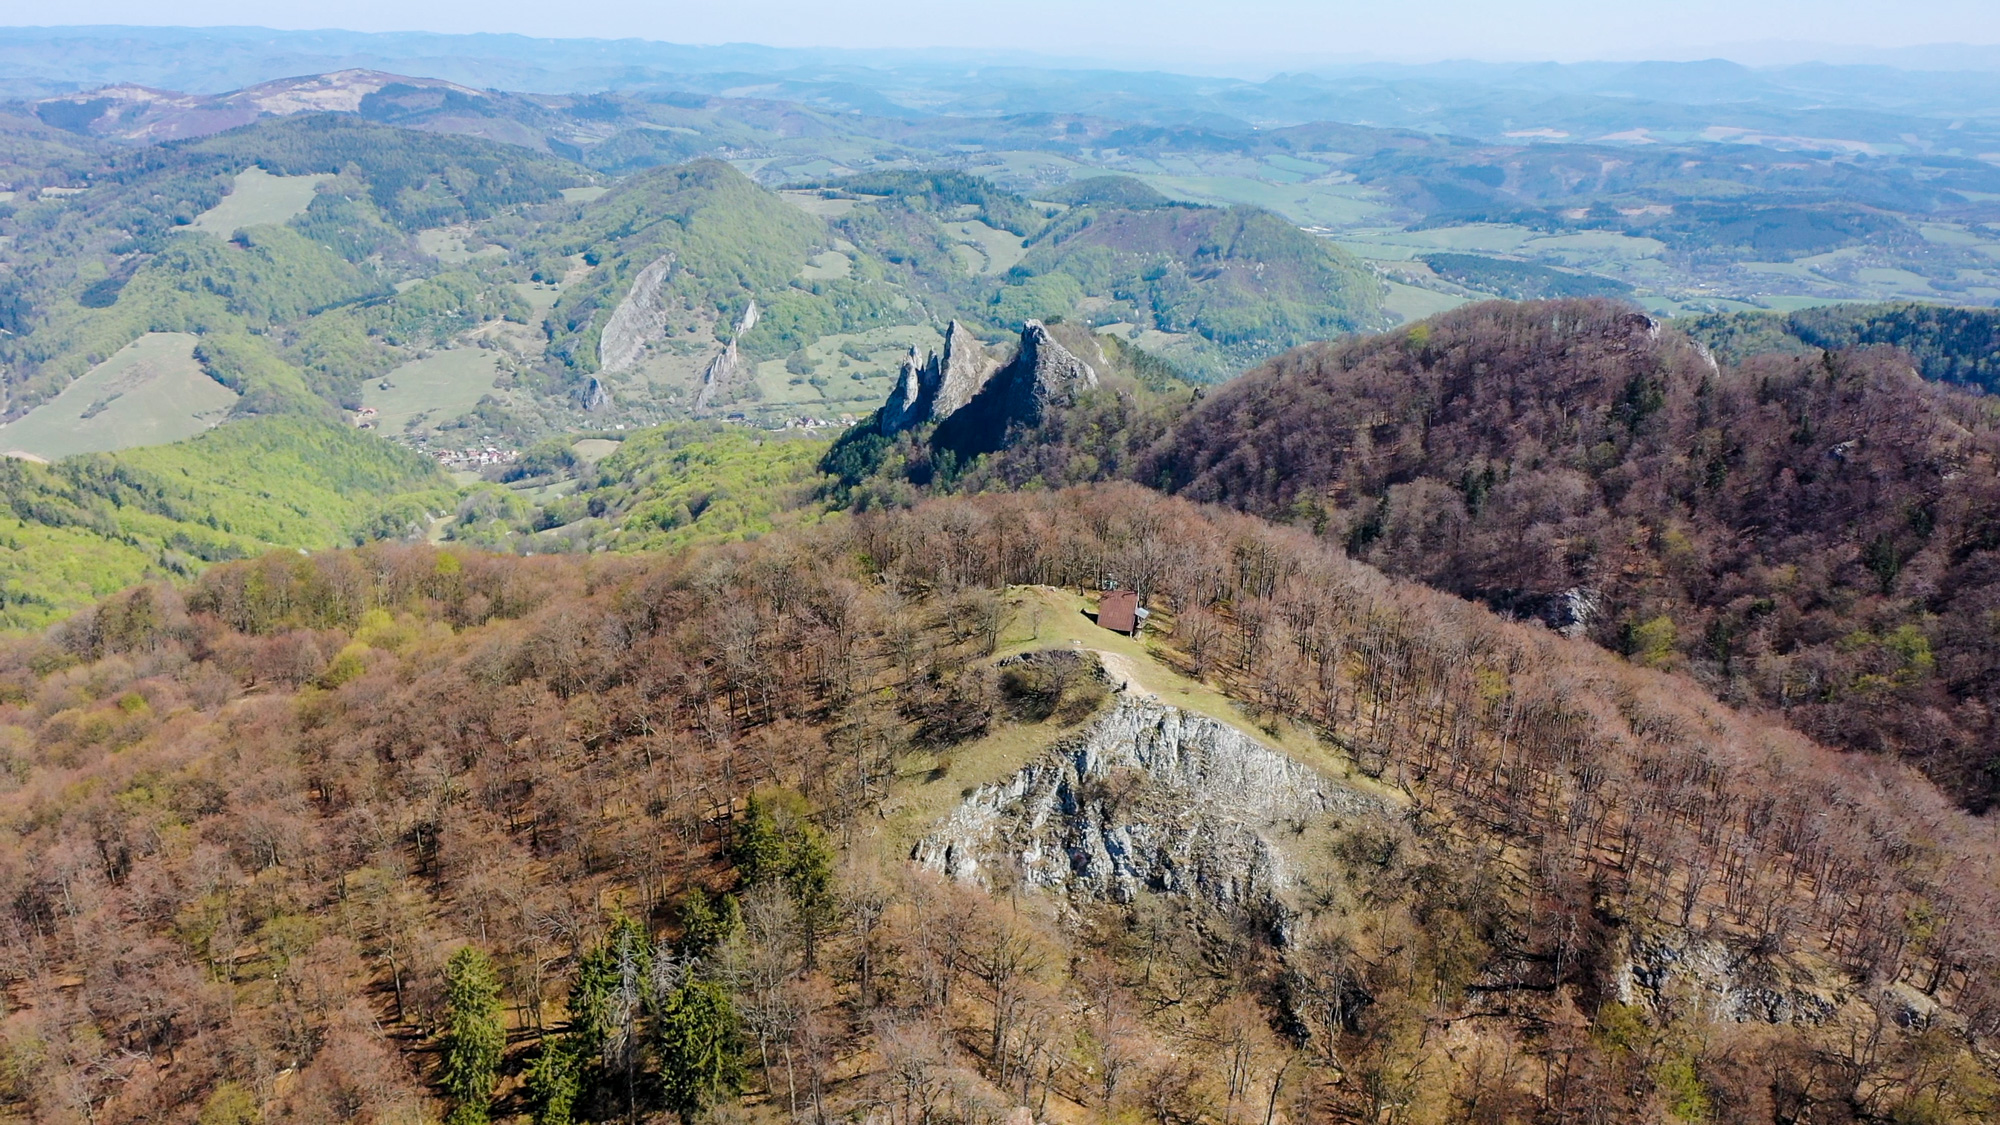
[1097,589,1139,635]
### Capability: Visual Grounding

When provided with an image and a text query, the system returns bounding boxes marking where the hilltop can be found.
[0,483,1991,1123]
[18,59,2000,321]
[1140,299,2000,810]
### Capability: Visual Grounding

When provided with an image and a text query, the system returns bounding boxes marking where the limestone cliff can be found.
[875,319,1096,454]
[915,696,1379,921]
[597,254,677,374]
[693,301,759,415]
[879,320,994,435]
[933,320,992,419]
[930,320,1097,456]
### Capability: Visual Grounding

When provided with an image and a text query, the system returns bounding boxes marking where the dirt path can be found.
[1092,649,1159,700]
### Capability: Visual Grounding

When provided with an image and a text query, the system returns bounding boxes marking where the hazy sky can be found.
[21,0,2000,66]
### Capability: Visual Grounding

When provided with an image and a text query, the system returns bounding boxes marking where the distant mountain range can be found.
[8,25,2000,151]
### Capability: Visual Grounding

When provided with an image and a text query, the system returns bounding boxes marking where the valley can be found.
[0,29,1996,1125]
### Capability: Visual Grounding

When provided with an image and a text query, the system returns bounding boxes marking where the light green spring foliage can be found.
[13,225,387,410]
[450,424,831,555]
[1005,202,1386,378]
[440,946,506,1125]
[0,416,449,629]
[194,1082,260,1125]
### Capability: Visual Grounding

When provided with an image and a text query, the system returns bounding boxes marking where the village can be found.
[429,446,519,470]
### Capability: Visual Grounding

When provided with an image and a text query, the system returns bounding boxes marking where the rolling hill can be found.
[1139,298,2000,811]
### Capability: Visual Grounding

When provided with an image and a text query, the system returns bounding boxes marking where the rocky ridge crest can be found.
[880,320,1097,454]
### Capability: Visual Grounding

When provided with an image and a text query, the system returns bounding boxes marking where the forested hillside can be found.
[1140,299,2000,810]
[822,173,1386,381]
[1007,200,1382,377]
[0,484,1992,1124]
[528,160,913,384]
[1686,302,2000,395]
[0,416,451,628]
[0,114,584,412]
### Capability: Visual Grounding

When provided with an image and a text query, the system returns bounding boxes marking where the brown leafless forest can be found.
[0,484,1993,1124]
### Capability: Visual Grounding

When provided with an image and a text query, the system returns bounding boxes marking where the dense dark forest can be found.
[0,485,1993,1124]
[1139,300,2000,812]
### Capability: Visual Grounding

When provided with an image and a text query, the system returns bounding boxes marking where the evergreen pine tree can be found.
[524,1038,583,1125]
[656,977,743,1121]
[440,946,506,1125]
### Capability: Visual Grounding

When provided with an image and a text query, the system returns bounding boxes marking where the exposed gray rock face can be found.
[1007,319,1099,421]
[933,320,992,419]
[880,346,933,434]
[579,375,612,412]
[926,320,1097,455]
[693,301,758,415]
[1485,586,1601,639]
[879,320,995,436]
[1615,929,1845,1025]
[915,698,1379,919]
[598,254,676,374]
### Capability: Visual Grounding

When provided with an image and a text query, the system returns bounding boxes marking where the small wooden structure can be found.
[1097,589,1139,635]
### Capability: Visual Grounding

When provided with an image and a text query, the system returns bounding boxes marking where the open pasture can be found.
[191,168,332,234]
[0,332,237,459]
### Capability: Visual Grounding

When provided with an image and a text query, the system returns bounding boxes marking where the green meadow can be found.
[190,167,332,235]
[362,348,507,434]
[0,332,237,459]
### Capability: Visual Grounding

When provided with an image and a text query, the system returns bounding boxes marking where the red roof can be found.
[1098,590,1138,634]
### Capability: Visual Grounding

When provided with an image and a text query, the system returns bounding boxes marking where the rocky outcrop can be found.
[915,697,1379,923]
[880,320,994,435]
[598,254,677,374]
[927,320,1097,456]
[933,320,992,419]
[880,346,934,434]
[693,301,758,415]
[1614,929,1846,1025]
[1486,586,1601,639]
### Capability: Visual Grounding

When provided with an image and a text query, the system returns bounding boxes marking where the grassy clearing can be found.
[1130,173,1393,228]
[561,185,608,203]
[749,324,942,414]
[1522,230,1667,262]
[1381,280,1473,324]
[777,190,860,218]
[942,218,1027,275]
[0,332,237,459]
[570,437,621,463]
[190,168,331,234]
[417,226,508,264]
[876,583,1402,857]
[798,249,853,280]
[1359,224,1538,254]
[362,348,505,434]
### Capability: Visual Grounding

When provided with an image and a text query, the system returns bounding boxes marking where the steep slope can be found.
[1142,298,2000,809]
[821,171,1386,380]
[1687,301,2000,394]
[0,114,583,414]
[530,160,916,412]
[0,484,1991,1123]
